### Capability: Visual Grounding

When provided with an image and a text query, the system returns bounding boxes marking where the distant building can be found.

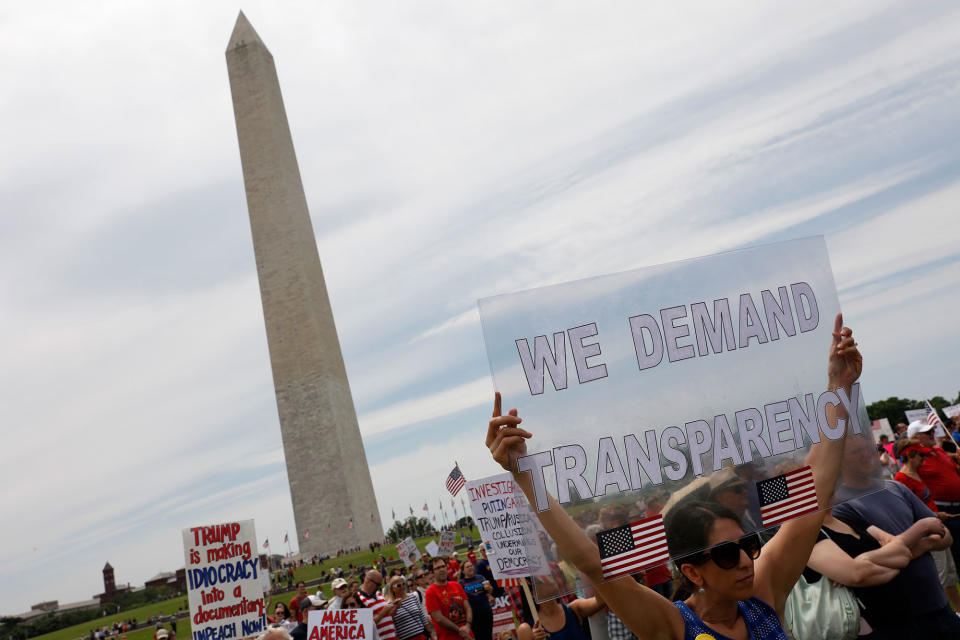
[144,568,186,592]
[94,562,131,605]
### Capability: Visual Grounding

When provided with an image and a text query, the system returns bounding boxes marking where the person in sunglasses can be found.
[340,593,364,609]
[485,314,861,640]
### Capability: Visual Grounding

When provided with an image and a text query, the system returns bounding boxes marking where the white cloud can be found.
[1,0,959,615]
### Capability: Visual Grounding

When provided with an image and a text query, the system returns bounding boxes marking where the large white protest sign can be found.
[425,540,440,557]
[478,237,882,598]
[871,418,893,442]
[307,607,373,640]
[438,530,457,557]
[466,473,548,580]
[183,520,266,640]
[397,537,422,567]
[943,404,960,419]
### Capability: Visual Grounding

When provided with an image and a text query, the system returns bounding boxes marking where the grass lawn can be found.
[33,526,480,640]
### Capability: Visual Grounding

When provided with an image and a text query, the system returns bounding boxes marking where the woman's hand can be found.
[827,313,862,389]
[486,392,532,472]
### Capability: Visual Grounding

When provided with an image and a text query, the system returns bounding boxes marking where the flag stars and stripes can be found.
[596,515,669,580]
[446,465,466,496]
[758,465,818,528]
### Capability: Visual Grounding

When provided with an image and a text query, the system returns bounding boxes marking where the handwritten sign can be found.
[466,473,548,580]
[183,520,266,640]
[425,540,440,557]
[307,608,373,640]
[396,537,422,567]
[438,530,457,557]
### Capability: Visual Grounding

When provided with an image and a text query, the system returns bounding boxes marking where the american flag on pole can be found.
[925,400,946,430]
[446,464,466,496]
[348,518,354,530]
[262,538,269,549]
[283,532,288,543]
[423,502,429,511]
[409,505,414,515]
[596,515,669,580]
[758,465,818,527]
[304,530,310,539]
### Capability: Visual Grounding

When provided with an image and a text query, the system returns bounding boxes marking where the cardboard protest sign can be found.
[182,520,266,640]
[425,540,440,557]
[491,594,517,637]
[943,404,960,419]
[478,237,882,599]
[397,537,422,567]
[438,530,457,557]
[307,608,373,640]
[466,473,548,581]
[871,418,893,442]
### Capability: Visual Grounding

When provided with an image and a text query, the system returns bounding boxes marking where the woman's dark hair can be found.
[273,602,291,619]
[664,500,741,601]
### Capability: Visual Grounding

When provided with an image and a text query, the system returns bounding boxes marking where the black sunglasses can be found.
[689,534,762,570]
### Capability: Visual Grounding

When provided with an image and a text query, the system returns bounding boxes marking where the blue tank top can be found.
[673,598,786,640]
[541,603,586,640]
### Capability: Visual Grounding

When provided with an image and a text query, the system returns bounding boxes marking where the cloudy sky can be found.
[2,0,959,615]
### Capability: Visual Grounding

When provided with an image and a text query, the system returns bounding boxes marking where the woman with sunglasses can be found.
[387,576,436,640]
[485,314,862,640]
[340,593,364,610]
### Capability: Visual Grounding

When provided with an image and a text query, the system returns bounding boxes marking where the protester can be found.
[386,576,436,640]
[802,509,946,637]
[340,592,363,609]
[459,562,493,640]
[485,314,861,640]
[290,596,326,640]
[359,570,398,640]
[426,556,473,640]
[290,582,308,623]
[831,432,960,638]
[893,436,960,611]
[516,575,603,640]
[328,578,349,610]
[269,603,297,632]
[907,420,960,572]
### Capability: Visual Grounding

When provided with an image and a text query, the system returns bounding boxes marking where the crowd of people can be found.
[262,545,533,640]
[481,314,960,639]
[255,316,959,640]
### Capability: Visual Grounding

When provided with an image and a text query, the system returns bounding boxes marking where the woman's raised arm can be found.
[486,393,685,640]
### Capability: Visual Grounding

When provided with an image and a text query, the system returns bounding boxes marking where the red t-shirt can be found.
[290,596,303,623]
[426,582,471,640]
[466,551,477,565]
[447,559,461,576]
[895,471,937,512]
[918,448,960,502]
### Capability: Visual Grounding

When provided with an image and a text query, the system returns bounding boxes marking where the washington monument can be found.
[225,12,382,555]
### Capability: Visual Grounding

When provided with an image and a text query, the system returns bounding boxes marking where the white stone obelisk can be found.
[225,12,382,555]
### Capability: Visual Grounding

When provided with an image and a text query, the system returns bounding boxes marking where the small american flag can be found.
[283,532,288,543]
[925,401,945,429]
[596,515,669,580]
[497,577,526,588]
[262,538,269,549]
[304,529,310,539]
[446,464,466,496]
[348,518,354,530]
[758,465,818,527]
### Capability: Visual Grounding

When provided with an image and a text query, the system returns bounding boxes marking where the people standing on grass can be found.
[387,575,436,640]
[458,562,493,640]
[426,556,473,640]
[359,570,398,640]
